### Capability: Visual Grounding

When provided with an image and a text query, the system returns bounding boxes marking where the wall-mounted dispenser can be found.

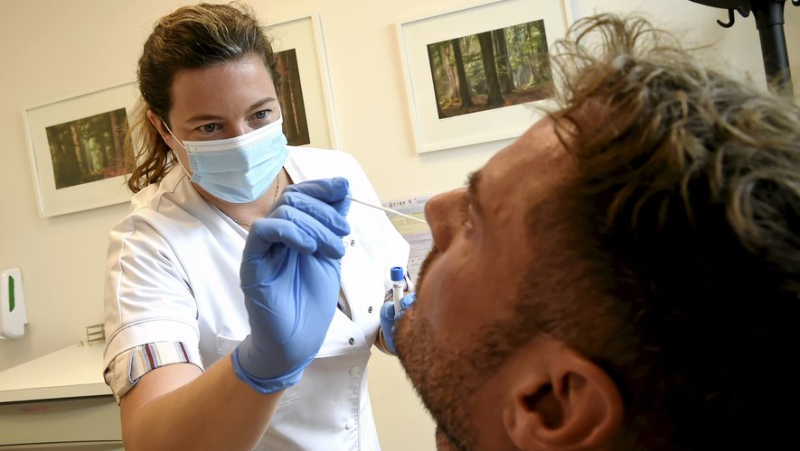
[1,268,28,339]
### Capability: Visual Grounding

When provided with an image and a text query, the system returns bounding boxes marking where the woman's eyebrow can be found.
[183,97,278,124]
[248,97,278,111]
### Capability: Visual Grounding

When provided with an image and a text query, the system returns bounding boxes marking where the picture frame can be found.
[397,0,574,153]
[24,81,138,217]
[265,14,339,150]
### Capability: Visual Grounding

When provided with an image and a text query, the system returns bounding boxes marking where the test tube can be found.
[390,267,404,315]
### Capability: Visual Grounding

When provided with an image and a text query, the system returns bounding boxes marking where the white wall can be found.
[1,0,798,449]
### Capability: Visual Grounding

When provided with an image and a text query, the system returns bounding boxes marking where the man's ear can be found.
[502,341,623,450]
[146,110,172,146]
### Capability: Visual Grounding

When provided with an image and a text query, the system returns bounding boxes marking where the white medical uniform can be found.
[103,146,410,450]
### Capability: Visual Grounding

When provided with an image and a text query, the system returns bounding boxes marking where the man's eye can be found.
[459,197,474,231]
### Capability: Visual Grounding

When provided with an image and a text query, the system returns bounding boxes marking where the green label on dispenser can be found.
[8,276,14,312]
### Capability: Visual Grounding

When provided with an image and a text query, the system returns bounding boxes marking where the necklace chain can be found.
[230,175,281,227]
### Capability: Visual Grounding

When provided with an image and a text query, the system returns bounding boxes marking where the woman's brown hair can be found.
[125,2,279,193]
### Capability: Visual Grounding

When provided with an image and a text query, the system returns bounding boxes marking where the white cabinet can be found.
[0,343,122,449]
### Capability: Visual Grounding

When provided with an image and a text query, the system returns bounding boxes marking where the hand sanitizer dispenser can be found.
[1,268,28,339]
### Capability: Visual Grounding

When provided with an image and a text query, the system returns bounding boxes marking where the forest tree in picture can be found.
[275,48,311,146]
[426,19,553,119]
[44,108,129,189]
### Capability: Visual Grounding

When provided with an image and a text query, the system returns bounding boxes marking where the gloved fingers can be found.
[283,177,350,204]
[379,302,398,354]
[380,301,396,322]
[399,293,416,313]
[240,245,289,290]
[329,195,351,218]
[266,206,346,259]
[278,191,350,236]
[244,217,317,258]
[282,177,351,219]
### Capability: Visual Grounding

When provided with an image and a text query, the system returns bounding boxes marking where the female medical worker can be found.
[102,3,410,450]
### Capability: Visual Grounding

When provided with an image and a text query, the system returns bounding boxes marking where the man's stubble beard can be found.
[394,247,479,450]
[395,243,541,450]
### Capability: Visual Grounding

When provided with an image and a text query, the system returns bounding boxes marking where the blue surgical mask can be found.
[164,118,288,203]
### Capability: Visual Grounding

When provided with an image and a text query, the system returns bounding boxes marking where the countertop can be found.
[0,342,111,403]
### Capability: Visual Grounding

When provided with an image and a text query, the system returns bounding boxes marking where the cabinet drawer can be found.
[0,395,121,446]
[0,441,122,450]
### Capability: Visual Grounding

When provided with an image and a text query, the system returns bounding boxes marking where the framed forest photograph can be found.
[265,14,338,150]
[428,19,554,119]
[397,0,573,153]
[24,82,137,217]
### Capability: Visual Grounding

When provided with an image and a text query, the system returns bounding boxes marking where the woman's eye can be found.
[253,110,270,120]
[200,123,218,133]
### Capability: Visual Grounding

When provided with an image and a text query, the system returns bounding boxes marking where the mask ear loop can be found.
[160,119,192,177]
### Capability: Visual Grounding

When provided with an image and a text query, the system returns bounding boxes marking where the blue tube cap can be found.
[390,266,404,282]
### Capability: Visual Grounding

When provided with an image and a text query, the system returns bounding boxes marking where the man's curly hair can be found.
[518,14,800,449]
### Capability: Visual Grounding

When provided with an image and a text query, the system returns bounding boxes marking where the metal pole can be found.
[688,0,796,97]
[751,0,794,97]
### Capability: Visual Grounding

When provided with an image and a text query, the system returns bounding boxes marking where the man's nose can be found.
[425,188,467,251]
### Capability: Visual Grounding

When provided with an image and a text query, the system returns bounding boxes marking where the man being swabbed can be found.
[392,14,800,451]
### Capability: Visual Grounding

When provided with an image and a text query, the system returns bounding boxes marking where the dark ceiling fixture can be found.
[689,0,798,97]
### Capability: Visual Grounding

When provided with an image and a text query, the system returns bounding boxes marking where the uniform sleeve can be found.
[103,213,202,378]
[104,341,203,403]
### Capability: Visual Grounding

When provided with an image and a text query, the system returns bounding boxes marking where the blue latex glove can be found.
[233,177,352,394]
[380,293,416,355]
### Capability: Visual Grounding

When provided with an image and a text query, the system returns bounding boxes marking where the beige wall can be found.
[1,0,798,449]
